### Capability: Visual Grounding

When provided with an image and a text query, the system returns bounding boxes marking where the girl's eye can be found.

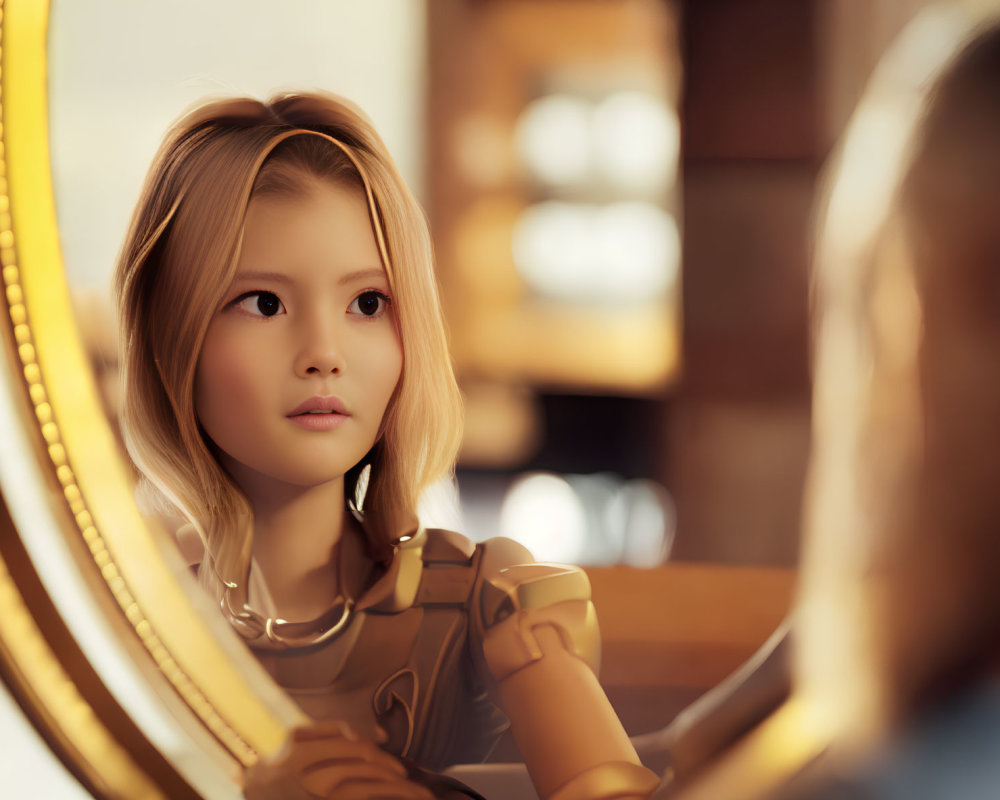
[233,291,284,318]
[349,291,390,318]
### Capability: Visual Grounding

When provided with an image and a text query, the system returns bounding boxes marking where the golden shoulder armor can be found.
[478,561,601,683]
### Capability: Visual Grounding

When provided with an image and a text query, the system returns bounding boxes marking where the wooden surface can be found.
[588,563,795,736]
[590,564,795,686]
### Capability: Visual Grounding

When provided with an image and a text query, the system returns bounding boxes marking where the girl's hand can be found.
[244,720,435,800]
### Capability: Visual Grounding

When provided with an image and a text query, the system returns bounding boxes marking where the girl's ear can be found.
[175,523,206,568]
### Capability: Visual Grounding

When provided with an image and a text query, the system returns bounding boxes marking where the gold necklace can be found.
[221,583,355,649]
[220,521,358,649]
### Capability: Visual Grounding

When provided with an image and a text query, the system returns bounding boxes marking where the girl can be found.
[115,92,658,800]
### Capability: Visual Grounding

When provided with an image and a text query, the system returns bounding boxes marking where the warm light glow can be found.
[512,201,679,303]
[671,698,836,800]
[819,4,970,294]
[592,91,679,193]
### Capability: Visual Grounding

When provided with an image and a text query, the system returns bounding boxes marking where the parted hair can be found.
[114,92,463,590]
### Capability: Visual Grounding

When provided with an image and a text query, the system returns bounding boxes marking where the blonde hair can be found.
[114,93,463,589]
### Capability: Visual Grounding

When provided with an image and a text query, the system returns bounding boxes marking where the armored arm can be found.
[474,539,659,800]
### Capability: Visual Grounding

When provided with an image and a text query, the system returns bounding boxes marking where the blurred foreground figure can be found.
[783,14,1000,800]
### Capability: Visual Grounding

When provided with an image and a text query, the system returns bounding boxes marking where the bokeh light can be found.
[512,201,679,303]
[592,90,679,193]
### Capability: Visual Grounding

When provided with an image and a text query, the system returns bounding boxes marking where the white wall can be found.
[48,0,427,292]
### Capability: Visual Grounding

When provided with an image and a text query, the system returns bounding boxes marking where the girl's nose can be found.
[293,316,346,377]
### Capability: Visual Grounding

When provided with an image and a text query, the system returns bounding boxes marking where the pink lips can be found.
[287,396,349,431]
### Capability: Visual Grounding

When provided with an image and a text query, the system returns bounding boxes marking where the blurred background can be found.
[46,0,937,757]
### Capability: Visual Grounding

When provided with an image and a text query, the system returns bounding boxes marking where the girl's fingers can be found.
[324,777,436,800]
[290,719,359,743]
[287,741,408,778]
[274,727,406,775]
[302,761,432,799]
[256,719,417,798]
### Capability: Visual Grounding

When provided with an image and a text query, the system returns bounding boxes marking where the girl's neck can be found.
[247,476,349,621]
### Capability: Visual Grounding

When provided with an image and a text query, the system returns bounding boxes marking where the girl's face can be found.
[194,178,403,500]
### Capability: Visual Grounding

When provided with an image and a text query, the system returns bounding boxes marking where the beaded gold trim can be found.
[0,3,166,792]
[0,0,285,769]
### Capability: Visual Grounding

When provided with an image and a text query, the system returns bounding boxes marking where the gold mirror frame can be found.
[0,1,298,795]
